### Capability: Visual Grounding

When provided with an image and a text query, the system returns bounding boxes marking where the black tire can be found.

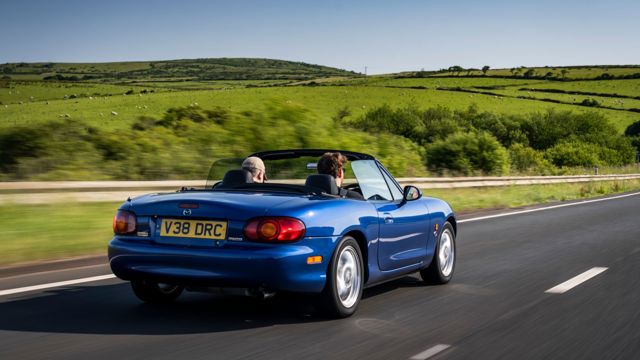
[421,222,456,284]
[131,280,184,303]
[318,236,364,318]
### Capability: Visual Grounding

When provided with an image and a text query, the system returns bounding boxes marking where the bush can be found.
[426,132,508,175]
[544,141,600,167]
[508,143,553,173]
[625,120,640,137]
[580,98,599,107]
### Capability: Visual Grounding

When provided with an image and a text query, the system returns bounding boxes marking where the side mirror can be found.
[402,185,422,204]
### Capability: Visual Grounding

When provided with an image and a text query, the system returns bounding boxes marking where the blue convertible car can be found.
[109,149,457,317]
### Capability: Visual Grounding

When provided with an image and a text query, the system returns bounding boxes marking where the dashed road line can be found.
[545,267,608,294]
[410,344,451,359]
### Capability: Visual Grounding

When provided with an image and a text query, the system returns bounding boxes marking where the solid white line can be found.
[410,344,451,360]
[458,191,640,224]
[545,267,608,294]
[0,274,116,297]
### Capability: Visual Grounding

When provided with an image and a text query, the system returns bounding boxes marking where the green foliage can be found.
[0,103,424,180]
[580,98,599,107]
[625,120,640,137]
[350,104,634,174]
[426,132,508,175]
[1,58,358,82]
[508,143,553,173]
[544,141,601,167]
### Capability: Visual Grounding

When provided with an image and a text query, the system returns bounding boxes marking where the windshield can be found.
[205,156,356,189]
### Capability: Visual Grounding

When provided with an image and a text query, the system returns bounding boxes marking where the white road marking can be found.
[0,274,116,297]
[410,344,451,360]
[545,267,608,294]
[458,191,640,223]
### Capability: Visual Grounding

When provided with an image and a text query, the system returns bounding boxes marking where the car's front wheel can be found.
[421,222,456,284]
[131,280,184,303]
[319,236,364,318]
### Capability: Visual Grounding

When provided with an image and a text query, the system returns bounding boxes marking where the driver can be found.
[241,156,267,183]
[317,152,364,200]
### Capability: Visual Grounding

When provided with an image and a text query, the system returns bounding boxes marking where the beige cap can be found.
[242,156,266,173]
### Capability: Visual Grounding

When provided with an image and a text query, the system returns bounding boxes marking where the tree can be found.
[523,68,536,78]
[560,69,569,79]
[482,65,490,75]
[448,65,464,76]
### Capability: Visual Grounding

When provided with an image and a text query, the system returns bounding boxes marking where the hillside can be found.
[0,58,360,81]
[0,60,639,181]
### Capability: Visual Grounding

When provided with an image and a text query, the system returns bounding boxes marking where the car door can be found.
[351,160,430,271]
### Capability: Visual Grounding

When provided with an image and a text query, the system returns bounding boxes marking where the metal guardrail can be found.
[1,174,639,204]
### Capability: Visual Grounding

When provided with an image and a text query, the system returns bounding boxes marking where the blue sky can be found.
[1,0,638,74]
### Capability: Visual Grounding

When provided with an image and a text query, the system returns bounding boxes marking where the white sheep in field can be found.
[111,111,118,116]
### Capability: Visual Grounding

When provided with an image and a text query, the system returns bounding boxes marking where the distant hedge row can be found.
[348,104,639,175]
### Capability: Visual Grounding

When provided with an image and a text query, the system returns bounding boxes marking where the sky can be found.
[1,0,638,74]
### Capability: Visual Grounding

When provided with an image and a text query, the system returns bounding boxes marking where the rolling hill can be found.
[0,58,360,81]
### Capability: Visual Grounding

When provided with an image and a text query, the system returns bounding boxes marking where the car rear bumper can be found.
[108,237,337,293]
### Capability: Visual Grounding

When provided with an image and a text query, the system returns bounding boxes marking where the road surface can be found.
[1,192,639,359]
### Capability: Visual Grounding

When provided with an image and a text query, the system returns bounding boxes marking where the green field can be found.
[430,65,640,80]
[2,83,639,131]
[0,59,639,181]
[523,79,640,98]
[0,82,163,105]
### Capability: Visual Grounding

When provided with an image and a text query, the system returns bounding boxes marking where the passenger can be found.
[317,152,364,200]
[241,156,267,183]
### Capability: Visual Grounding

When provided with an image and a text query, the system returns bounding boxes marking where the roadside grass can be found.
[0,202,117,266]
[1,179,640,266]
[427,179,640,213]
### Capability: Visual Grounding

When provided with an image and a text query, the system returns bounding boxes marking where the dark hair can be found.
[317,152,347,178]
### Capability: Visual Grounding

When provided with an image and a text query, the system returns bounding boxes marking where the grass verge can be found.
[1,179,640,267]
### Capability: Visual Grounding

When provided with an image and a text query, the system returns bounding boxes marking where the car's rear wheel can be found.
[421,222,456,284]
[319,236,364,318]
[131,280,184,303]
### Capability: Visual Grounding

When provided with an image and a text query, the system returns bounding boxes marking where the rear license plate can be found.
[160,218,227,240]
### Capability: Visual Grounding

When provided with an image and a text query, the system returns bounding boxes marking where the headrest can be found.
[219,169,253,188]
[305,174,339,195]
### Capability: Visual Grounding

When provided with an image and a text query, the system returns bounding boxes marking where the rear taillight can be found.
[243,217,306,243]
[113,210,137,235]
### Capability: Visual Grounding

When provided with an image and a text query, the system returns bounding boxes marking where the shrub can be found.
[580,98,599,107]
[625,120,640,137]
[508,143,553,173]
[426,132,508,175]
[544,141,600,167]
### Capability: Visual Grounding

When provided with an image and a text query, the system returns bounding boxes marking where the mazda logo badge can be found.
[183,209,192,216]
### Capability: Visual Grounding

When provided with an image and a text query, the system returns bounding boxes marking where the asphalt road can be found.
[1,192,639,360]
